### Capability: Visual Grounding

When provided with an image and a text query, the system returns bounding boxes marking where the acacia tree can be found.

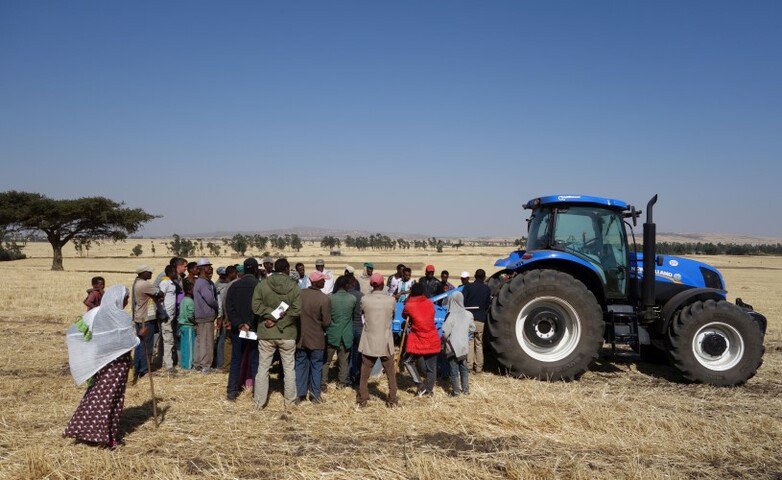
[0,191,158,271]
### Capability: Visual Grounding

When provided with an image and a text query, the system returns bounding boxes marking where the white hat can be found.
[135,264,153,274]
[460,271,470,278]
[196,257,211,267]
[345,265,355,274]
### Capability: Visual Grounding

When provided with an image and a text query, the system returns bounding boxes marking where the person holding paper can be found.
[252,258,302,409]
[225,258,262,401]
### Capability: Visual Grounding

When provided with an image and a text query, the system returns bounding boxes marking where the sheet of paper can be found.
[239,330,258,340]
[271,301,289,320]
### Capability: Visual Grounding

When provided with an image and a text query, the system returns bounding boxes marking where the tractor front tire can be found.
[668,299,764,386]
[488,270,604,380]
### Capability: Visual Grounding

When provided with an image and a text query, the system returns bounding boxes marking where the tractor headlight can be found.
[700,267,723,290]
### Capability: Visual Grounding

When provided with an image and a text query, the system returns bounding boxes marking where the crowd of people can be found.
[63,256,494,448]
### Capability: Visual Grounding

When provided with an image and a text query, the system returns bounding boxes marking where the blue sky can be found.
[1,1,780,238]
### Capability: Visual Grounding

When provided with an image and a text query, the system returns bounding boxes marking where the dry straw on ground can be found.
[0,241,780,479]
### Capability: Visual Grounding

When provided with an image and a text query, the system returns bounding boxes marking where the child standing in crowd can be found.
[83,276,105,311]
[178,279,196,370]
[442,291,476,396]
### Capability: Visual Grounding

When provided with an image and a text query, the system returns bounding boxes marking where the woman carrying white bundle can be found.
[442,291,476,397]
[63,285,140,448]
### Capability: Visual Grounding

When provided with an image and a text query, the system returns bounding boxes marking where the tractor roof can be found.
[524,195,629,211]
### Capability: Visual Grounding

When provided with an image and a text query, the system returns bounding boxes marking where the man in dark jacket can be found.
[463,269,491,373]
[419,264,441,298]
[252,258,302,409]
[225,258,261,401]
[295,271,331,404]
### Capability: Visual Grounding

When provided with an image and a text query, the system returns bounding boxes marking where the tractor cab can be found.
[525,196,631,300]
[495,195,637,303]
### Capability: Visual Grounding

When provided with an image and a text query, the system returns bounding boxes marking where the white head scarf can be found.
[446,291,470,320]
[66,285,140,385]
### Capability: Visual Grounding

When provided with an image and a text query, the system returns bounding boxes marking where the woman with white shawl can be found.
[442,291,476,396]
[64,285,140,448]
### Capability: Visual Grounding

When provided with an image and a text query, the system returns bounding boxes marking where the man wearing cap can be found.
[252,258,302,409]
[132,265,160,380]
[357,263,374,295]
[226,258,261,401]
[460,271,471,286]
[357,273,399,408]
[261,256,274,280]
[419,265,441,299]
[295,270,331,404]
[193,258,219,372]
[463,269,492,374]
[314,259,334,294]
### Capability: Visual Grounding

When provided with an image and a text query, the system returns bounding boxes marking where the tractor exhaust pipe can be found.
[642,195,658,316]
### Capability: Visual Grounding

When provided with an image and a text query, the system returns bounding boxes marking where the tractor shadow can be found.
[599,346,686,383]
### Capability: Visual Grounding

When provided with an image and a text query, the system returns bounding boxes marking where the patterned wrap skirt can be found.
[63,352,131,447]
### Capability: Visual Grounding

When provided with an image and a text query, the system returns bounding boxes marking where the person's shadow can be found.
[119,399,168,436]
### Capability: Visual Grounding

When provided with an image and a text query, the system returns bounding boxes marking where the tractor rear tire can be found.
[488,269,604,380]
[668,299,764,386]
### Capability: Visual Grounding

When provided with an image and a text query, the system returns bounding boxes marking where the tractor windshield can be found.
[527,206,628,298]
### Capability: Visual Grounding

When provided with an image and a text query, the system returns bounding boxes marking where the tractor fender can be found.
[496,259,607,306]
[659,288,726,335]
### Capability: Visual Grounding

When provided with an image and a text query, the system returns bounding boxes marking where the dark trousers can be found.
[214,324,227,369]
[134,321,156,375]
[295,348,325,400]
[227,332,259,397]
[357,354,398,405]
[322,342,350,388]
[449,357,469,395]
[416,353,438,394]
[349,325,363,384]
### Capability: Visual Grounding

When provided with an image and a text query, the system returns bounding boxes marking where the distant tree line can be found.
[654,242,782,256]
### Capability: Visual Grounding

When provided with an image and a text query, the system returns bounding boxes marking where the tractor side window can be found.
[526,210,552,250]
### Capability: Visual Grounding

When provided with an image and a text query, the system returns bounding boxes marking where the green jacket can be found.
[178,296,195,328]
[252,273,301,341]
[327,289,355,348]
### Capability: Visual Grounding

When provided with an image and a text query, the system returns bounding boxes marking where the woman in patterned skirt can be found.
[64,284,140,448]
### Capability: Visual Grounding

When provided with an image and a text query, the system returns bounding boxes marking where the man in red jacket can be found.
[402,283,441,397]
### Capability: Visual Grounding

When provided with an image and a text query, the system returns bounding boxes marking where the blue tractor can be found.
[486,194,767,386]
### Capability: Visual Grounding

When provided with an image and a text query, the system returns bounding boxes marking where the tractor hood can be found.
[632,253,726,292]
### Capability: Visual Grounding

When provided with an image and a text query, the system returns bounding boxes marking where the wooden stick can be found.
[396,316,410,369]
[142,337,159,428]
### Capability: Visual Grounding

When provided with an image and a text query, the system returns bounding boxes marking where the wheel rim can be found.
[692,322,744,371]
[515,296,581,362]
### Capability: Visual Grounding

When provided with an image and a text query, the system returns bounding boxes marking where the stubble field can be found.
[0,240,780,479]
